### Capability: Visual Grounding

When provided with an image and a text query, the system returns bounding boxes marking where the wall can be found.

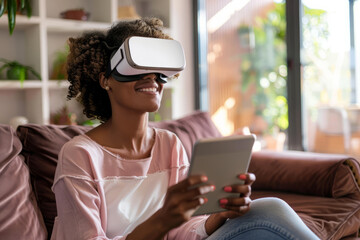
[170,0,196,118]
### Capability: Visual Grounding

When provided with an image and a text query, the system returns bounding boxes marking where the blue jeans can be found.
[207,197,320,240]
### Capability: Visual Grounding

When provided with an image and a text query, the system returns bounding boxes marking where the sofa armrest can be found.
[249,150,360,198]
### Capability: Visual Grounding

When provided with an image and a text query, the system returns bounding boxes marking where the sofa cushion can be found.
[149,111,222,158]
[17,124,91,238]
[0,124,47,239]
[249,150,360,239]
[252,191,360,240]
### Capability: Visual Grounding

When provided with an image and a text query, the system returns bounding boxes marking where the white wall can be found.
[170,0,196,118]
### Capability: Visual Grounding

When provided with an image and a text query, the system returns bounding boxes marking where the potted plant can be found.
[50,105,77,125]
[0,0,33,35]
[0,58,41,85]
[50,46,69,80]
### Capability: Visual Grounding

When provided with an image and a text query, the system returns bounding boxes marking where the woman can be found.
[51,18,319,240]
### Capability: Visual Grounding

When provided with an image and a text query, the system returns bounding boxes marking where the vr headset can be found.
[105,36,186,83]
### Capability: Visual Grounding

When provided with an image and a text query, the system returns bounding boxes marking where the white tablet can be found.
[188,134,255,216]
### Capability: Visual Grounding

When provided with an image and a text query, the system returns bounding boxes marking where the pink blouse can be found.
[51,128,209,240]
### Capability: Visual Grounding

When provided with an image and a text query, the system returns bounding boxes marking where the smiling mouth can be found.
[136,87,158,93]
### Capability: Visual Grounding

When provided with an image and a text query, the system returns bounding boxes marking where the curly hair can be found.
[66,17,171,122]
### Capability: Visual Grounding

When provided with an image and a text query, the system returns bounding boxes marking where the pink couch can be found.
[1,111,359,239]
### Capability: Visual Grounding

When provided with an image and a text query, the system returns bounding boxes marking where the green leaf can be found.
[6,65,26,80]
[7,0,17,35]
[20,0,25,9]
[0,58,41,80]
[24,0,32,18]
[0,58,11,64]
[27,66,42,80]
[0,0,5,17]
[0,65,8,76]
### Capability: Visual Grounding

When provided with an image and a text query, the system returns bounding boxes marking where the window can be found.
[195,0,360,158]
[301,0,360,158]
[195,0,287,151]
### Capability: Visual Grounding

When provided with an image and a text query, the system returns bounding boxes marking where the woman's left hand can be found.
[217,172,255,218]
[204,173,256,235]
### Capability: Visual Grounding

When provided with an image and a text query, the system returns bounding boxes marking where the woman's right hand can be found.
[155,175,214,230]
[126,175,214,240]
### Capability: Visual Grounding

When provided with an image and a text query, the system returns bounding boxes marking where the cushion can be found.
[149,111,222,158]
[16,124,91,238]
[249,150,360,198]
[252,191,360,240]
[0,124,47,239]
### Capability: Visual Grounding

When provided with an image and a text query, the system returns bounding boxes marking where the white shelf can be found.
[0,80,172,90]
[0,80,42,89]
[48,80,69,89]
[0,15,41,29]
[45,18,112,32]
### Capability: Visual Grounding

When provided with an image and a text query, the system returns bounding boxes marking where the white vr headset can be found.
[105,36,186,83]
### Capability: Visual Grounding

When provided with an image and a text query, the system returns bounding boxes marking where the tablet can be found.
[187,134,255,216]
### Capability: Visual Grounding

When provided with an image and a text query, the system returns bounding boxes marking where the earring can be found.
[105,86,109,91]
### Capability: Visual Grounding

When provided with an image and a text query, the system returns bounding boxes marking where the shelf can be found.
[0,79,173,89]
[48,80,69,89]
[45,18,111,33]
[0,15,41,30]
[47,80,172,89]
[0,80,42,89]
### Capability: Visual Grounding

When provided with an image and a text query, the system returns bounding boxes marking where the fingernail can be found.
[238,174,247,180]
[219,199,228,204]
[200,186,214,194]
[240,205,250,211]
[201,176,208,182]
[224,186,232,192]
[199,197,208,205]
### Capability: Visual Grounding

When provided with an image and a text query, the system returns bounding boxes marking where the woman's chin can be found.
[148,106,161,113]
[147,102,161,112]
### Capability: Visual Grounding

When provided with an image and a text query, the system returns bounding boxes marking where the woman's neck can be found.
[109,110,148,134]
[103,110,150,150]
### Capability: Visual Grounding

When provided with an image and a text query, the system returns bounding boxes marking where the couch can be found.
[0,111,359,240]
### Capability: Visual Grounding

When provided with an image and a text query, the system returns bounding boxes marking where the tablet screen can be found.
[188,134,255,216]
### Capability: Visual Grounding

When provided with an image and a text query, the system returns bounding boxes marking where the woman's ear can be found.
[99,72,109,90]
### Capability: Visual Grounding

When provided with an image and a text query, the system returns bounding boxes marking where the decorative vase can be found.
[60,9,90,21]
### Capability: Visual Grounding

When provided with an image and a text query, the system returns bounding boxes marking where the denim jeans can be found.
[207,197,320,240]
